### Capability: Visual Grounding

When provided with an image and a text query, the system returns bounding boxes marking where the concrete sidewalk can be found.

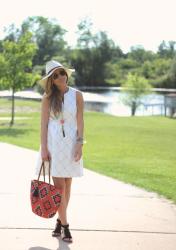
[0,142,176,250]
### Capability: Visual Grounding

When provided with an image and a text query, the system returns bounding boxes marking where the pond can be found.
[1,87,175,117]
[79,87,175,117]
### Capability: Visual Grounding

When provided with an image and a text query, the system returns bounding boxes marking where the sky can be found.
[0,0,176,53]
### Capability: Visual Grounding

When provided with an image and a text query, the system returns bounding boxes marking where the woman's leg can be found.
[52,177,67,225]
[65,178,72,209]
[61,178,73,242]
[52,177,73,242]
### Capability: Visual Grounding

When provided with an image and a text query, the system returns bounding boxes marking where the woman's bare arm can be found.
[74,90,84,161]
[41,94,50,150]
[76,91,84,140]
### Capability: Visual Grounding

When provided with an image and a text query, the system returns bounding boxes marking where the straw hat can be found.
[39,60,75,88]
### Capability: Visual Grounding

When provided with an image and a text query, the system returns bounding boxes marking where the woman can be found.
[36,60,84,243]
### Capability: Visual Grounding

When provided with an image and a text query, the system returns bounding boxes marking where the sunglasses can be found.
[52,70,66,80]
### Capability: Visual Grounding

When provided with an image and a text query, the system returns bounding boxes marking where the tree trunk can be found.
[10,86,15,127]
[131,101,137,116]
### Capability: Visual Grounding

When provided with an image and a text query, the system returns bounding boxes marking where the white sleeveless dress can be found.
[35,86,84,178]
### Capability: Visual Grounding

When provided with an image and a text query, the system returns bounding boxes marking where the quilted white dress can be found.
[35,86,84,178]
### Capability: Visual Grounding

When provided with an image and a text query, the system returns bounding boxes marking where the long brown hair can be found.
[44,75,66,117]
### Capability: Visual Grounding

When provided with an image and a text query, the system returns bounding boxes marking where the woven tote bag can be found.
[30,161,62,218]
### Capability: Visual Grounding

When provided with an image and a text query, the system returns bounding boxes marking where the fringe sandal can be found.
[61,224,73,243]
[52,219,62,237]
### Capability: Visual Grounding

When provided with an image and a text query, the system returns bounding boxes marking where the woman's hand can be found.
[74,143,83,162]
[41,147,51,161]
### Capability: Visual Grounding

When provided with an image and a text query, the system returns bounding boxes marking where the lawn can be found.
[0,98,176,203]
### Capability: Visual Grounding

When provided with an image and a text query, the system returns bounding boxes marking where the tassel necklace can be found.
[60,86,69,137]
[60,96,65,137]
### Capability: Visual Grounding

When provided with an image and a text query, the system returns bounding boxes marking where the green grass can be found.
[0,98,41,114]
[0,98,40,108]
[84,112,176,203]
[0,98,176,203]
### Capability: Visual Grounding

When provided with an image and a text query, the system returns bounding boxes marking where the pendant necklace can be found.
[57,86,69,137]
[60,96,65,137]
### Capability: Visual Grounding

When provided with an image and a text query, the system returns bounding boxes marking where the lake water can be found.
[80,88,166,116]
[1,87,174,117]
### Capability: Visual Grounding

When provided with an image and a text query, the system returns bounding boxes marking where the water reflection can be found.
[81,88,165,116]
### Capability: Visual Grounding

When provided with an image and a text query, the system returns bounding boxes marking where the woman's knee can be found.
[52,177,66,191]
[65,178,72,188]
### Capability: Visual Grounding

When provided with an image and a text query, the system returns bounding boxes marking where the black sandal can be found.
[61,224,73,243]
[52,219,62,237]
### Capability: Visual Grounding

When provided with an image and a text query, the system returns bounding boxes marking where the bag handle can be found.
[32,161,51,197]
[37,161,51,185]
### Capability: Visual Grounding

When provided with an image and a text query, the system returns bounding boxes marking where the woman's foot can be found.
[61,223,73,243]
[52,219,62,237]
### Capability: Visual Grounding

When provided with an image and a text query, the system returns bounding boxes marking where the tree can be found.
[140,58,171,87]
[168,56,176,88]
[76,17,94,49]
[104,58,139,85]
[104,62,124,85]
[21,16,67,66]
[3,23,21,42]
[73,17,95,86]
[0,31,37,126]
[128,45,155,63]
[72,17,123,86]
[158,40,176,58]
[121,73,151,116]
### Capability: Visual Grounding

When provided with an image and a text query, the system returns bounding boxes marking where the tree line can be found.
[0,16,176,125]
[0,16,176,91]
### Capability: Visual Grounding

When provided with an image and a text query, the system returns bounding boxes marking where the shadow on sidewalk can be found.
[29,248,52,250]
[29,238,71,250]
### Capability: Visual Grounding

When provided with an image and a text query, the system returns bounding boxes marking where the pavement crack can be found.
[0,227,176,235]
